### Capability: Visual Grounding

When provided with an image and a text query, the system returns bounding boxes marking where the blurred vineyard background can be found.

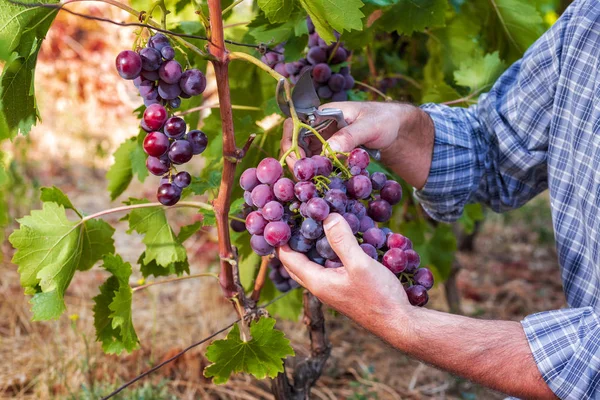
[1,0,570,399]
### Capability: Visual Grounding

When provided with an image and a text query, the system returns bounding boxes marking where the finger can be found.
[318,101,362,124]
[323,213,371,270]
[277,245,325,291]
[327,118,378,153]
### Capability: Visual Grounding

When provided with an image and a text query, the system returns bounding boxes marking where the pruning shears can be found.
[276,71,381,160]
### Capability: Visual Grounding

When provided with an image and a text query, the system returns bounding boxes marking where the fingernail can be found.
[324,214,341,230]
[328,141,341,153]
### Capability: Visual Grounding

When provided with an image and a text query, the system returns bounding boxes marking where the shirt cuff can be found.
[522,307,600,399]
[414,103,482,222]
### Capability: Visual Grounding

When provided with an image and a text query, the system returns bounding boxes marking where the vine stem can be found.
[79,201,212,224]
[132,273,219,292]
[354,81,392,101]
[221,0,244,14]
[176,103,261,117]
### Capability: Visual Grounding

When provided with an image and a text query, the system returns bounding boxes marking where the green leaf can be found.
[93,254,139,354]
[138,252,190,278]
[185,170,221,196]
[454,51,506,90]
[487,0,544,55]
[40,186,77,213]
[258,0,294,23]
[106,138,137,201]
[458,203,484,234]
[9,202,115,320]
[122,199,186,267]
[299,0,364,43]
[425,224,457,280]
[249,19,296,44]
[378,0,447,35]
[0,0,59,138]
[204,318,294,384]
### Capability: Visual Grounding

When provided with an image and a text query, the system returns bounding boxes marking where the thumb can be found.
[323,213,370,269]
[326,118,374,153]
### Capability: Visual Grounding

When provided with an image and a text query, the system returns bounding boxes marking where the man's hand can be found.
[277,213,410,330]
[280,101,435,189]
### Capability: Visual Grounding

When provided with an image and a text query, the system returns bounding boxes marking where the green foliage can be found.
[378,0,447,35]
[0,0,59,138]
[204,318,294,384]
[106,134,147,201]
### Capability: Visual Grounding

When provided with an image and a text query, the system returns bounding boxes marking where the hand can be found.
[277,213,410,331]
[280,101,434,189]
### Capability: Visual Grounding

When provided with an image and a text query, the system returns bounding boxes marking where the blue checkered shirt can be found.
[416,1,600,398]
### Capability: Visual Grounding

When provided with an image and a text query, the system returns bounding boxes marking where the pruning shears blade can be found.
[292,70,320,111]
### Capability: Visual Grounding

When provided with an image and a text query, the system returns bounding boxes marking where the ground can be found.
[0,6,565,400]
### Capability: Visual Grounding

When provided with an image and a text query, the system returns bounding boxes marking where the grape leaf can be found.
[258,0,294,24]
[454,51,506,90]
[93,254,139,354]
[106,138,137,201]
[122,199,186,267]
[458,203,484,234]
[0,0,59,138]
[40,186,77,213]
[138,252,190,278]
[378,0,447,35]
[9,202,115,320]
[204,318,294,384]
[486,0,544,55]
[185,170,222,196]
[299,0,364,43]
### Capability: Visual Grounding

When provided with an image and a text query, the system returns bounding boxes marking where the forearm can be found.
[370,307,556,399]
[379,104,434,190]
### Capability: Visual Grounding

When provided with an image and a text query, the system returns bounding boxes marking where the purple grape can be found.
[317,86,333,99]
[169,97,182,109]
[387,233,412,250]
[161,46,175,60]
[363,228,386,249]
[344,74,355,90]
[251,184,275,208]
[149,33,170,51]
[342,212,360,234]
[308,33,319,47]
[299,202,308,217]
[261,52,279,67]
[269,267,284,283]
[368,199,393,223]
[406,285,429,306]
[143,97,159,107]
[331,91,348,102]
[404,249,421,272]
[115,50,142,79]
[347,175,372,199]
[138,80,156,97]
[264,221,292,247]
[275,281,292,292]
[358,215,375,233]
[360,243,378,260]
[308,247,326,265]
[158,81,181,100]
[141,70,160,81]
[329,177,347,193]
[328,73,346,92]
[187,130,208,155]
[350,166,361,176]
[307,47,327,65]
[329,47,348,64]
[289,201,301,213]
[348,148,370,170]
[164,116,186,139]
[168,140,193,164]
[273,178,295,202]
[173,171,191,188]
[294,158,316,181]
[382,248,407,274]
[256,158,283,185]
[306,198,330,221]
[240,168,259,191]
[346,200,366,218]
[300,218,323,240]
[230,215,246,232]
[246,211,268,235]
[157,183,181,206]
[143,131,169,157]
[325,259,343,268]
[146,156,170,176]
[381,180,402,205]
[143,104,168,131]
[324,189,347,213]
[311,155,333,176]
[244,191,253,206]
[289,233,313,253]
[139,47,162,71]
[285,62,302,76]
[133,76,143,87]
[250,235,274,256]
[414,268,434,290]
[294,181,317,202]
[312,63,332,83]
[307,17,315,34]
[274,63,289,78]
[159,60,183,84]
[263,201,284,221]
[316,236,336,259]
[179,69,206,96]
[371,172,387,190]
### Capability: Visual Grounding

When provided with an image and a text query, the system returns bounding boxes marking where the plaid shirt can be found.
[416,1,600,398]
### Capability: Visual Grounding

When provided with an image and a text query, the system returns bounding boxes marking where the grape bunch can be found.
[261,18,355,102]
[237,149,433,305]
[115,34,209,206]
[115,33,207,108]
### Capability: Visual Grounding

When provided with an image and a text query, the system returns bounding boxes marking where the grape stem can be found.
[299,123,351,178]
[354,81,392,102]
[132,273,219,292]
[221,0,244,14]
[79,201,212,224]
[175,103,261,117]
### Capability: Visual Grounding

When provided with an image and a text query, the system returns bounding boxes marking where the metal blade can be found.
[292,70,320,110]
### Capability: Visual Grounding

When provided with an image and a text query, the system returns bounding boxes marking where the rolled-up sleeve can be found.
[414,0,570,223]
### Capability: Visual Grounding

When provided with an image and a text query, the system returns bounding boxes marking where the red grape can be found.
[406,285,429,306]
[262,201,284,221]
[143,104,168,131]
[164,116,186,139]
[300,218,323,239]
[404,249,421,272]
[240,168,259,191]
[342,212,360,234]
[363,227,386,249]
[173,171,191,188]
[273,178,295,202]
[115,50,142,80]
[307,47,327,65]
[387,233,412,250]
[312,63,332,83]
[264,221,292,247]
[306,197,330,221]
[381,180,402,205]
[370,172,387,190]
[368,199,392,222]
[157,183,181,206]
[168,140,193,164]
[325,259,343,268]
[146,156,170,176]
[289,233,313,253]
[246,211,268,235]
[256,157,283,184]
[159,60,183,84]
[293,157,316,181]
[158,81,181,100]
[358,215,375,233]
[360,243,377,260]
[179,69,206,96]
[348,148,370,170]
[187,130,208,155]
[143,131,169,157]
[316,236,336,259]
[414,268,434,290]
[294,181,317,202]
[250,235,274,256]
[139,47,161,71]
[161,46,175,60]
[347,175,372,199]
[382,248,407,274]
[311,155,333,176]
[251,184,275,208]
[324,189,347,212]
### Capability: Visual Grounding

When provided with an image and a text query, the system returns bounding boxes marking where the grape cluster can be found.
[261,18,355,102]
[115,33,207,108]
[237,149,433,305]
[115,34,209,206]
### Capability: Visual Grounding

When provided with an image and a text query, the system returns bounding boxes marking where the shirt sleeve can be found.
[414,4,570,223]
